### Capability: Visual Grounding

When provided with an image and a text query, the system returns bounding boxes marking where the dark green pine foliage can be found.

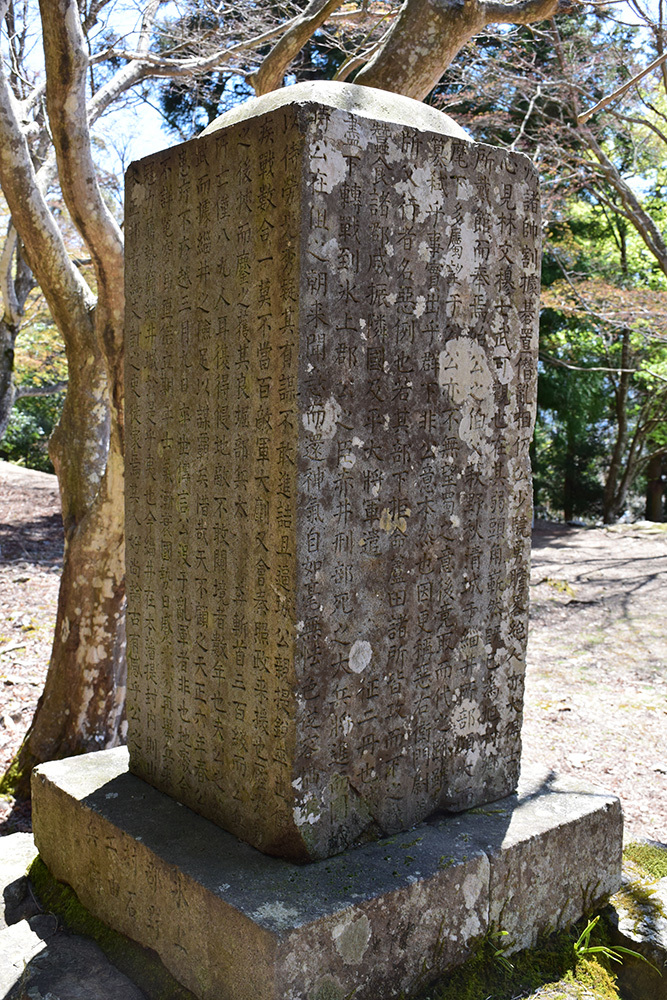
[156,3,352,139]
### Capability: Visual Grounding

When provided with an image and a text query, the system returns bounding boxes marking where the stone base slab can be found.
[32,748,623,1000]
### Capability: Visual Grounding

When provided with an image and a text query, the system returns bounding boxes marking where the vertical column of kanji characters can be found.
[498,157,541,770]
[362,119,405,822]
[331,112,375,793]
[295,105,335,790]
[267,118,300,822]
[226,128,257,811]
[152,150,180,788]
[154,139,212,806]
[125,148,178,785]
[422,140,461,805]
[370,124,426,821]
[241,111,299,827]
[424,139,472,805]
[465,143,505,802]
[203,126,234,799]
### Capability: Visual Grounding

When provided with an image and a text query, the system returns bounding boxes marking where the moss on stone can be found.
[568,956,621,996]
[28,856,196,1000]
[624,842,667,880]
[0,752,26,798]
[615,877,666,930]
[411,915,624,1000]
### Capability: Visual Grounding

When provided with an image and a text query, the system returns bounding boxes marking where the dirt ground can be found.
[525,519,667,843]
[0,459,665,843]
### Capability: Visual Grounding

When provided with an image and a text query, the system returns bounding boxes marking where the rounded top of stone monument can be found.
[199,81,471,142]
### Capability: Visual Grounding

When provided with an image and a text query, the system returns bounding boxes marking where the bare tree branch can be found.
[333,11,396,83]
[540,353,667,382]
[354,0,559,101]
[136,0,162,52]
[606,108,667,148]
[510,82,542,150]
[578,49,667,124]
[579,124,667,276]
[482,0,559,24]
[105,17,305,76]
[334,36,386,82]
[85,14,309,122]
[39,0,124,340]
[81,0,114,36]
[250,0,348,95]
[0,49,95,349]
[16,379,68,398]
[0,223,20,325]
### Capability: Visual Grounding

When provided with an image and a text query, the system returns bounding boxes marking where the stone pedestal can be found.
[32,749,622,1000]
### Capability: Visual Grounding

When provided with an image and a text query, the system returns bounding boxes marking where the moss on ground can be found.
[28,857,196,1000]
[412,916,624,1000]
[624,841,667,880]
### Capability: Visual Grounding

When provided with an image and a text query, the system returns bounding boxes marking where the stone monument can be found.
[31,82,622,1000]
[124,81,536,861]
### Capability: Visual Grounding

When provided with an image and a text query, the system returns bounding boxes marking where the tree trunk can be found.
[6,275,127,797]
[353,0,487,100]
[563,433,575,522]
[602,332,630,524]
[0,318,17,442]
[354,0,559,100]
[645,453,665,522]
[0,233,34,441]
[6,398,126,796]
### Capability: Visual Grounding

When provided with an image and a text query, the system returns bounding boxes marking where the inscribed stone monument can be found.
[31,84,623,1000]
[124,82,540,862]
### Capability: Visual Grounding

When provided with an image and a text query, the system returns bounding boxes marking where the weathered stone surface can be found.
[199,80,472,141]
[124,82,540,861]
[609,855,667,999]
[434,764,624,952]
[0,918,47,994]
[31,748,622,1000]
[2,925,148,1000]
[0,831,39,928]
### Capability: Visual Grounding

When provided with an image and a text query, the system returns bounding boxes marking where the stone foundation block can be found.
[32,748,623,1000]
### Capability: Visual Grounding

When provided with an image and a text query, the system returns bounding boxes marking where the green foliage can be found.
[160,69,253,138]
[0,393,64,472]
[573,915,661,974]
[414,915,624,1000]
[0,748,27,798]
[429,10,667,523]
[533,199,667,521]
[155,3,354,139]
[1,301,67,472]
[532,310,608,520]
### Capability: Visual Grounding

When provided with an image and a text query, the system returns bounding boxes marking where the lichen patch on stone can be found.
[332,912,371,965]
